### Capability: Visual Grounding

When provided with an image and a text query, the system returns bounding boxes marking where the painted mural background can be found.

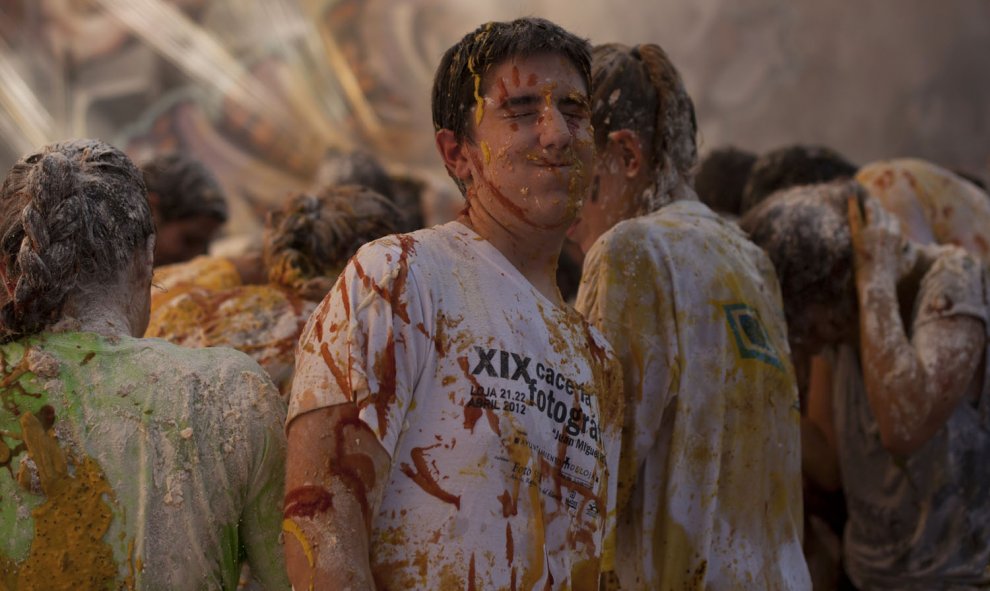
[1,0,988,234]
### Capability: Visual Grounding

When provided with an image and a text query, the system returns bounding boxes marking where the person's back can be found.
[578,200,805,588]
[147,185,401,394]
[0,139,289,589]
[0,333,286,589]
[570,42,810,589]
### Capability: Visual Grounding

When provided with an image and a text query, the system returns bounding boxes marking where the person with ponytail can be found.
[146,184,401,395]
[570,44,811,589]
[0,139,289,589]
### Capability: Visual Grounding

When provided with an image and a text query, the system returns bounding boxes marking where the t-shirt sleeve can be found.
[232,365,291,590]
[575,226,679,513]
[913,246,987,331]
[287,239,426,457]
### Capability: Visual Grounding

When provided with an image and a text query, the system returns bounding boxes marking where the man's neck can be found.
[458,207,565,306]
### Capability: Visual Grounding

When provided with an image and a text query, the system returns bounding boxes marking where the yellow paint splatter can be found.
[481,141,492,165]
[2,411,119,590]
[468,56,485,126]
[282,518,316,591]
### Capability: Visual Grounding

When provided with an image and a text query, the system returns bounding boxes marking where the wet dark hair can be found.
[263,184,402,290]
[315,148,395,202]
[741,145,857,214]
[591,43,698,211]
[141,153,228,223]
[431,17,591,192]
[695,146,757,216]
[739,180,862,333]
[0,139,153,342]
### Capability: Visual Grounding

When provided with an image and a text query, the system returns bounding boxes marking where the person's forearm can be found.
[283,480,376,590]
[856,272,929,451]
[284,405,390,591]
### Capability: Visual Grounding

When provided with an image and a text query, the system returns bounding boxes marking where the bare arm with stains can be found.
[849,197,985,456]
[284,403,390,591]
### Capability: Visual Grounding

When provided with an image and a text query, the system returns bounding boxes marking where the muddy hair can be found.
[141,153,227,223]
[739,180,864,330]
[591,42,698,212]
[0,139,153,342]
[695,146,757,216]
[740,145,857,215]
[432,17,591,194]
[263,184,402,291]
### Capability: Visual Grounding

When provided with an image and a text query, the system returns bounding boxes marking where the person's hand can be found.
[847,195,902,283]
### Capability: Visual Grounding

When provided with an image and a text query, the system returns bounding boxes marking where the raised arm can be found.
[849,197,985,456]
[284,403,390,591]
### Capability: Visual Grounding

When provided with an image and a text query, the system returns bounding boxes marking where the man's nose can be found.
[538,106,572,150]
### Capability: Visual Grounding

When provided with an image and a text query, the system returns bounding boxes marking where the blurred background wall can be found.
[1,0,988,232]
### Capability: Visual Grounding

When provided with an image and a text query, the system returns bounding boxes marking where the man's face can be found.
[154,214,223,266]
[458,53,594,233]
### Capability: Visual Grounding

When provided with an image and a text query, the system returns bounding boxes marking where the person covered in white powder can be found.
[741,180,990,590]
[568,43,810,589]
[0,139,288,589]
[283,17,623,591]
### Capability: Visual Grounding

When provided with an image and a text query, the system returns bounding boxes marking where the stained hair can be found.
[695,146,757,216]
[739,180,863,330]
[431,17,591,194]
[0,139,153,342]
[263,184,402,290]
[591,42,698,212]
[741,145,857,214]
[141,153,228,223]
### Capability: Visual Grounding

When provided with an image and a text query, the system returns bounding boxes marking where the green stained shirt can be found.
[0,332,290,590]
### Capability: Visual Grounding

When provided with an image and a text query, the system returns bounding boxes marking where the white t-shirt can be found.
[832,245,990,589]
[576,200,810,590]
[289,221,624,590]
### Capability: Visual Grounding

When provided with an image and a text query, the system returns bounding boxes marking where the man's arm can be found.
[849,197,985,456]
[284,403,390,591]
[802,355,840,491]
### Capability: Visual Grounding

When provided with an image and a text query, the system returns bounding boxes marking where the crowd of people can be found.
[1,15,987,591]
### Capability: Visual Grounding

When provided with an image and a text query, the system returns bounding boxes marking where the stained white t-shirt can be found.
[288,221,624,590]
[576,200,810,590]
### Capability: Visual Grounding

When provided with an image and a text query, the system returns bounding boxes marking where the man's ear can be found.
[435,129,474,183]
[606,129,644,179]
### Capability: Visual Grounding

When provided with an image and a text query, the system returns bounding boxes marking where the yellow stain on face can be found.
[468,56,485,126]
[3,412,119,590]
[481,141,492,165]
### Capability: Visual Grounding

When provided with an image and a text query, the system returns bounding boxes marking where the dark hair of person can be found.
[263,184,402,291]
[695,146,757,216]
[314,148,396,202]
[0,139,153,342]
[739,180,863,330]
[590,42,698,211]
[740,145,857,214]
[431,17,591,193]
[141,153,228,223]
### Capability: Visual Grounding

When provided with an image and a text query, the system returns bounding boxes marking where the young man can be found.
[284,18,622,591]
[741,182,990,589]
[569,43,810,589]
